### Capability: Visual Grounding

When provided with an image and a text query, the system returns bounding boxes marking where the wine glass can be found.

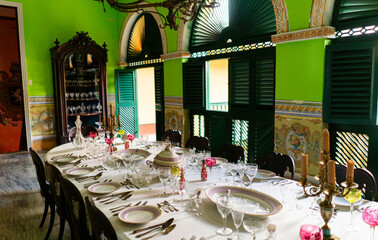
[243,217,265,240]
[105,138,113,155]
[231,207,245,240]
[362,204,378,240]
[89,131,97,141]
[215,194,233,236]
[230,165,239,185]
[245,163,258,189]
[343,188,362,231]
[157,167,170,197]
[206,157,216,178]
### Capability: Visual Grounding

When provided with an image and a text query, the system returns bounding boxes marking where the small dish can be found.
[88,182,121,194]
[115,149,151,160]
[66,167,95,176]
[118,205,161,224]
[255,169,276,180]
[52,155,78,163]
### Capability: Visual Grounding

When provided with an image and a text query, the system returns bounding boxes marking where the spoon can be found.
[132,218,174,234]
[141,224,176,240]
[136,218,174,238]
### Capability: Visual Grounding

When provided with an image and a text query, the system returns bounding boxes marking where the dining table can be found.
[45,140,372,240]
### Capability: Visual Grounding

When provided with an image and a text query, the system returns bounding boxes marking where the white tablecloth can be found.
[46,143,371,240]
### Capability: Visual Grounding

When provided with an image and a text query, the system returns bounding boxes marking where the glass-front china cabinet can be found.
[51,32,108,144]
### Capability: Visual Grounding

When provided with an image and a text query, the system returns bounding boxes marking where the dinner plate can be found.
[213,157,227,166]
[87,182,122,194]
[52,155,78,163]
[255,169,276,180]
[115,149,151,160]
[172,147,189,155]
[206,186,282,217]
[66,167,95,176]
[118,205,161,224]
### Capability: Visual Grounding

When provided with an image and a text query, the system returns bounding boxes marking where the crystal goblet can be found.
[215,195,233,236]
[363,204,378,240]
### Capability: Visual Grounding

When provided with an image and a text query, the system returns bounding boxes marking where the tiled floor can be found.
[0,152,70,240]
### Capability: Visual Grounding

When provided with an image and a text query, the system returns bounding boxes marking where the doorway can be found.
[0,4,28,153]
[136,67,156,141]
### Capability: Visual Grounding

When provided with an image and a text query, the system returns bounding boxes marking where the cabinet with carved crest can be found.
[51,32,108,144]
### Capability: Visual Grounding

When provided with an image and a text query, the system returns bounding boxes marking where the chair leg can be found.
[57,216,66,240]
[44,204,55,240]
[39,199,49,228]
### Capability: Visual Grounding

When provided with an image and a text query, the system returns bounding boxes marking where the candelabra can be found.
[300,129,358,240]
[104,104,121,140]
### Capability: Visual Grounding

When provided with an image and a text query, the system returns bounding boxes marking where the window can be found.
[232,119,249,161]
[206,59,229,112]
[193,114,205,137]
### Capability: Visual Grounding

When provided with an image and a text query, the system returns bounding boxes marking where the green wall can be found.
[164,59,184,97]
[6,0,120,95]
[285,0,313,31]
[275,39,329,102]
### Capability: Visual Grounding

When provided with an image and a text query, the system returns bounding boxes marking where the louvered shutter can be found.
[230,59,250,109]
[209,115,228,156]
[324,42,378,125]
[334,0,378,29]
[251,120,274,162]
[232,119,249,161]
[115,69,139,136]
[255,58,275,108]
[155,65,164,140]
[183,62,205,110]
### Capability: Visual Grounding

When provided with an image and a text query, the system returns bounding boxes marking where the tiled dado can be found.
[164,96,188,146]
[275,100,323,176]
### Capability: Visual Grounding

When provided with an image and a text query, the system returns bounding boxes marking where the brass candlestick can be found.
[300,151,358,240]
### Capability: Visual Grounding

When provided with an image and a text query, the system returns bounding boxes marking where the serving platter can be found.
[206,186,282,217]
[118,205,161,224]
[88,182,122,194]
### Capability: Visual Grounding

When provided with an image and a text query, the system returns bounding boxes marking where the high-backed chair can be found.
[354,168,376,201]
[61,178,90,240]
[87,205,118,240]
[335,164,347,186]
[185,136,211,152]
[216,144,244,163]
[162,130,182,147]
[46,163,69,240]
[69,126,98,141]
[256,152,295,179]
[29,147,55,240]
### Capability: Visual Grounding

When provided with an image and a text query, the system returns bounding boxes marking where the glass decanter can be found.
[73,115,84,149]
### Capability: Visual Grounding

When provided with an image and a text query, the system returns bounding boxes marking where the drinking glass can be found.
[230,165,239,186]
[243,217,265,240]
[157,167,170,197]
[231,207,245,240]
[362,204,378,240]
[245,163,258,189]
[343,188,362,231]
[215,195,233,236]
[186,182,198,212]
[90,131,97,141]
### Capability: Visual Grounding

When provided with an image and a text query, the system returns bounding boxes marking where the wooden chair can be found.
[87,205,118,240]
[185,136,211,152]
[85,195,96,209]
[335,164,347,186]
[161,130,182,147]
[61,178,90,240]
[256,152,295,179]
[354,168,376,201]
[69,126,98,141]
[216,143,245,163]
[46,163,69,240]
[29,147,55,240]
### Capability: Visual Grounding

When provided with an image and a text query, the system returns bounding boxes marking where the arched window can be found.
[183,0,277,161]
[324,0,378,172]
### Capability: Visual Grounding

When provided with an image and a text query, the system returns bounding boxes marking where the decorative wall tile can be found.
[275,100,323,176]
[164,96,187,146]
[271,0,289,34]
[29,104,55,136]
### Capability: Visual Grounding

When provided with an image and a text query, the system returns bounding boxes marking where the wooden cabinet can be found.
[51,32,108,144]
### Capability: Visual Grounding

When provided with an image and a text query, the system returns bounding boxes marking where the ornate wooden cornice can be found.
[271,26,335,44]
[161,51,190,61]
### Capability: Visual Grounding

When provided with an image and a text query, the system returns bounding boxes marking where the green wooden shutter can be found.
[183,62,205,110]
[230,58,250,109]
[115,69,139,136]
[155,65,164,140]
[334,0,378,28]
[255,57,275,108]
[324,42,378,125]
[251,120,274,162]
[209,114,228,156]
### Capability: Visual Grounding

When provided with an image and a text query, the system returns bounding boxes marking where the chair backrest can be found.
[185,136,211,152]
[162,130,182,147]
[85,195,96,209]
[61,178,89,240]
[335,164,347,186]
[354,168,376,201]
[87,205,118,240]
[29,147,50,198]
[46,163,67,218]
[256,152,295,179]
[69,126,98,141]
[216,144,245,163]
